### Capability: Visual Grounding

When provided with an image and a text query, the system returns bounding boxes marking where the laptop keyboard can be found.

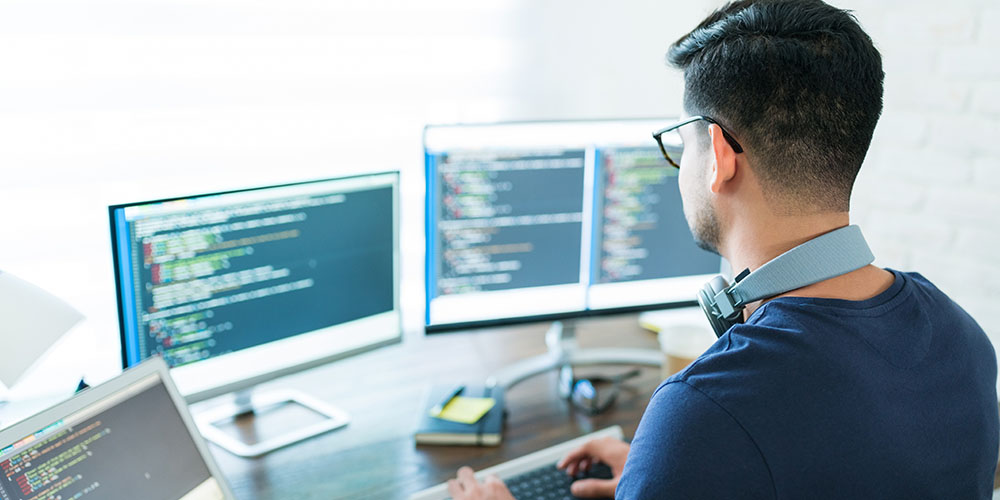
[504,463,614,500]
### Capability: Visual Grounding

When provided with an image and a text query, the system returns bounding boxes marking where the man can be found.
[447,0,999,498]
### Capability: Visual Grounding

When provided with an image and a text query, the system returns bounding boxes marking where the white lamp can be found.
[0,270,84,392]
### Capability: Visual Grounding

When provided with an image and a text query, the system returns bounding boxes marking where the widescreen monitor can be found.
[109,172,401,403]
[424,119,720,331]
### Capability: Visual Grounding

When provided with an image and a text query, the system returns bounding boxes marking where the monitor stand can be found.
[485,319,662,394]
[194,389,350,458]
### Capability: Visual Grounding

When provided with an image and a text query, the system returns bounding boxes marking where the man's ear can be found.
[708,124,738,194]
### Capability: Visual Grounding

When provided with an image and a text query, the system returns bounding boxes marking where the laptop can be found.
[410,425,624,500]
[0,357,234,500]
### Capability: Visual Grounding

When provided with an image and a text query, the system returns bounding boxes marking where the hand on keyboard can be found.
[447,466,515,500]
[445,436,630,500]
[556,436,630,498]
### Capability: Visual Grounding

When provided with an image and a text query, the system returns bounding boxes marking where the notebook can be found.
[415,384,505,446]
[0,357,235,500]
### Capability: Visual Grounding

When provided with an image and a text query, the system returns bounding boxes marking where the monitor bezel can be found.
[424,301,698,333]
[423,118,717,333]
[108,172,402,402]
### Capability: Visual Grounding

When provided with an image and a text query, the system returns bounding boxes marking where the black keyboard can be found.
[504,463,614,500]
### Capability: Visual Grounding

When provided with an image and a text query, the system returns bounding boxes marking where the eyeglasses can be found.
[652,115,744,169]
[569,368,641,416]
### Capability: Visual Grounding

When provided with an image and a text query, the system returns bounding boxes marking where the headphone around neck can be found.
[698,225,875,338]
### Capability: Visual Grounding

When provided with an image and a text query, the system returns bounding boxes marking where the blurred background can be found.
[1,0,997,398]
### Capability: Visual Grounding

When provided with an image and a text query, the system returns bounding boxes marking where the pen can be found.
[431,385,465,416]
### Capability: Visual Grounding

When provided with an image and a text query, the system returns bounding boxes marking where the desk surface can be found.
[203,313,664,500]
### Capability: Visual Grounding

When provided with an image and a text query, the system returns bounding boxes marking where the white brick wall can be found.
[842,0,1000,349]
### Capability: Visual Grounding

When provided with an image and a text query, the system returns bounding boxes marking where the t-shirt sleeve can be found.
[615,381,774,499]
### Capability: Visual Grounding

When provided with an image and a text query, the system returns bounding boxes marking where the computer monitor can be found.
[0,357,235,500]
[424,119,720,332]
[109,172,400,456]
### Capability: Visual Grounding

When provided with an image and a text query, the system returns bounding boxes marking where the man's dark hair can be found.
[668,0,883,213]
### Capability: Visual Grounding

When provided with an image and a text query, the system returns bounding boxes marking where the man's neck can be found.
[721,212,851,277]
[718,211,891,319]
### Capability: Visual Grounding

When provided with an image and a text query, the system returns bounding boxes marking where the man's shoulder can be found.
[660,267,993,414]
[662,312,813,393]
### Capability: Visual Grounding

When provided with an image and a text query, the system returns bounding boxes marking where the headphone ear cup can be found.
[699,276,734,338]
[707,275,729,296]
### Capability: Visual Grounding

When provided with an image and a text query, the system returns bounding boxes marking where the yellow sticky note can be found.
[431,397,496,424]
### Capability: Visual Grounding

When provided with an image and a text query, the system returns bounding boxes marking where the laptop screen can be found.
[0,373,224,500]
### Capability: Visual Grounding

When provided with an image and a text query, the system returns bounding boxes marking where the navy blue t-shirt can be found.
[617,270,999,499]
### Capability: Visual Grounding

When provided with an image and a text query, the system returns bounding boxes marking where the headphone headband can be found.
[712,225,875,320]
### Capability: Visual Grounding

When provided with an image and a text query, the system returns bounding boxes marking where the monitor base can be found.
[194,389,350,458]
[485,320,661,394]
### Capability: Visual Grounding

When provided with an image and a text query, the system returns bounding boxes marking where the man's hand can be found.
[556,436,630,498]
[446,466,515,500]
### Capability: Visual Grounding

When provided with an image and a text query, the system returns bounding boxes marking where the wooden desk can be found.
[204,313,663,499]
